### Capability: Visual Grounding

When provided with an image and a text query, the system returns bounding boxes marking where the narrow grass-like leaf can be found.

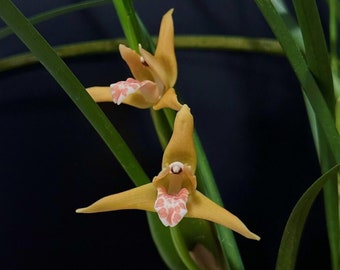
[276,164,340,270]
[270,0,304,50]
[111,0,146,51]
[150,109,172,149]
[193,131,243,270]
[0,0,149,186]
[0,0,111,39]
[255,0,340,166]
[170,226,201,270]
[255,1,340,269]
[175,218,228,270]
[293,0,335,111]
[146,212,188,270]
[293,2,340,268]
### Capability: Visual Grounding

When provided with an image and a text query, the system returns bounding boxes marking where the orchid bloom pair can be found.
[86,9,182,111]
[76,105,260,241]
[79,9,260,241]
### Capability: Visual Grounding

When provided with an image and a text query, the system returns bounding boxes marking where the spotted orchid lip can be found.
[154,187,189,227]
[110,78,159,105]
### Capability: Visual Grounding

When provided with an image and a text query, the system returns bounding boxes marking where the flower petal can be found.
[110,78,160,105]
[154,187,189,227]
[154,9,177,88]
[86,86,112,102]
[121,92,154,109]
[110,78,140,105]
[153,88,182,111]
[162,105,197,172]
[137,80,162,103]
[76,183,156,214]
[139,45,174,91]
[119,44,153,82]
[186,191,260,241]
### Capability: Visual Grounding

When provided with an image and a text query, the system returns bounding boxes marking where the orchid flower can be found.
[76,105,260,241]
[86,9,182,111]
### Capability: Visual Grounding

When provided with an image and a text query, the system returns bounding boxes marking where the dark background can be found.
[0,0,330,269]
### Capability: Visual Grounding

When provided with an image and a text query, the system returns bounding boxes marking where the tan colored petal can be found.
[153,88,182,111]
[86,87,112,102]
[119,44,153,82]
[186,191,260,241]
[154,9,177,88]
[122,91,154,108]
[162,105,197,172]
[76,183,156,213]
[137,80,162,103]
[139,46,173,91]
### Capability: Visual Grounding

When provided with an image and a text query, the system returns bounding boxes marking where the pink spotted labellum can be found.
[86,9,182,111]
[76,105,260,241]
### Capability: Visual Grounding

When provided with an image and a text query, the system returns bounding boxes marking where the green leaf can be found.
[292,0,335,112]
[170,225,201,270]
[111,0,152,51]
[275,164,340,270]
[147,213,188,270]
[173,218,228,270]
[254,2,340,269]
[254,0,340,167]
[193,132,243,270]
[0,0,111,39]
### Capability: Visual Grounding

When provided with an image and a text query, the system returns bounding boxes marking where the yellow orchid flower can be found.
[76,105,260,241]
[86,9,182,111]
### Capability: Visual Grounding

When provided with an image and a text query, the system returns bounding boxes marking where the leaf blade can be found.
[276,164,340,270]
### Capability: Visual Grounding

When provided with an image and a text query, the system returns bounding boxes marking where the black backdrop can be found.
[0,0,330,269]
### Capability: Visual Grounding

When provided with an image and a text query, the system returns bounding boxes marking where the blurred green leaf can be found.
[254,0,340,163]
[276,164,340,270]
[0,0,111,39]
[255,1,340,269]
[292,3,339,269]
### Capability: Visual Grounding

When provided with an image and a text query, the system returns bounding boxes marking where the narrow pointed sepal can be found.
[76,183,156,214]
[111,78,159,106]
[118,44,153,82]
[86,87,112,103]
[186,191,260,240]
[154,8,177,87]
